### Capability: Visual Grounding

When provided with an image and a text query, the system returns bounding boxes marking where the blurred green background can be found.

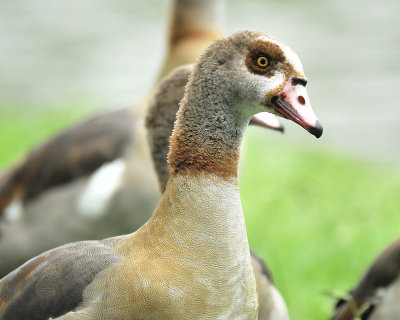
[1,0,399,319]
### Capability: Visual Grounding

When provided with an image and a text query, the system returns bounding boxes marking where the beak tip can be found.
[309,121,323,138]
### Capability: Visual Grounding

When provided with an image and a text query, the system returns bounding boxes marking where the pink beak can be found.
[271,76,323,138]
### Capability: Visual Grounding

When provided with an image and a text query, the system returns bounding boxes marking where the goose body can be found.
[146,65,289,319]
[332,237,400,320]
[0,30,321,319]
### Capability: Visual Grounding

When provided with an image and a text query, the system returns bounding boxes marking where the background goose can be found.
[0,0,283,277]
[146,65,289,319]
[332,237,400,320]
[0,0,225,277]
[0,30,321,320]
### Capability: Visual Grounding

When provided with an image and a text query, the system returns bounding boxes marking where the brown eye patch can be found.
[245,39,286,77]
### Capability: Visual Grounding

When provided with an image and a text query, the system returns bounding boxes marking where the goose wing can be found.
[0,238,120,320]
[0,107,134,216]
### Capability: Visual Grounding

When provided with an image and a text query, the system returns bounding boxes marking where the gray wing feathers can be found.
[0,238,120,320]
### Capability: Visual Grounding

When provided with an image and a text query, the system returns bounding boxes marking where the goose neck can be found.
[168,88,249,180]
[149,173,251,273]
[169,0,224,47]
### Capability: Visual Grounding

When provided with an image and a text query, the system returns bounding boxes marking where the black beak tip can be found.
[309,121,323,138]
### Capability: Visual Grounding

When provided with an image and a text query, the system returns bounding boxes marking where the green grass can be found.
[241,130,400,319]
[0,104,98,169]
[1,106,399,319]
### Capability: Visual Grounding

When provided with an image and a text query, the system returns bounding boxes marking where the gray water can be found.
[0,0,399,163]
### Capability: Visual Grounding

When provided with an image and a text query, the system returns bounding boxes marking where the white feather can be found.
[77,158,126,219]
[2,199,23,223]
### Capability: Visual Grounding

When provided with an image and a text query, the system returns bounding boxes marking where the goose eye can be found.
[257,56,269,67]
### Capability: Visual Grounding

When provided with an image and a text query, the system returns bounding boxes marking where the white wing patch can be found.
[2,199,23,223]
[77,158,126,220]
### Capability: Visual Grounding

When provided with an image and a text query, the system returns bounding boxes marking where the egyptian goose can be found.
[0,0,227,276]
[0,30,322,319]
[332,237,400,320]
[146,65,289,319]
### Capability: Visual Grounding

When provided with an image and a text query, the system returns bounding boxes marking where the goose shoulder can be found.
[0,237,121,320]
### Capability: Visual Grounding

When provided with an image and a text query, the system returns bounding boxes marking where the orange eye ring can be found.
[257,56,269,67]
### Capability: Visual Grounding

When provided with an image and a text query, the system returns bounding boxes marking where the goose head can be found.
[146,64,287,192]
[168,31,322,179]
[188,30,322,138]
